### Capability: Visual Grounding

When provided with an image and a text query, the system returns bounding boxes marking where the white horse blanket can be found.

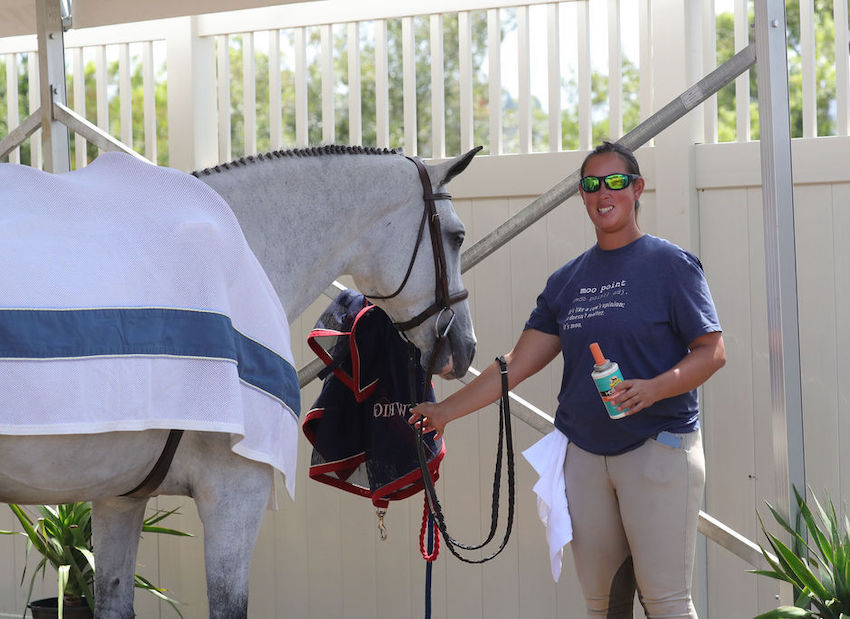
[0,152,300,499]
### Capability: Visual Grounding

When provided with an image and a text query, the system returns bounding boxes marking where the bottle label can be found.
[593,368,627,419]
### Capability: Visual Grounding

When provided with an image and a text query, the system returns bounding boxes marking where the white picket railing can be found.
[2,0,846,170]
[0,21,166,166]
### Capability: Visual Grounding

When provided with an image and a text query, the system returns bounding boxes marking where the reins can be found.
[376,155,515,566]
[411,353,516,564]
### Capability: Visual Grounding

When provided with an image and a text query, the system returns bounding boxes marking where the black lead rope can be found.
[412,351,516,565]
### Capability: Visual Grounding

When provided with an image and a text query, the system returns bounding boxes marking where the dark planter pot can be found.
[28,598,93,619]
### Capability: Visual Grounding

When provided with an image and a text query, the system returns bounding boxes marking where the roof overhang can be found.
[0,0,319,38]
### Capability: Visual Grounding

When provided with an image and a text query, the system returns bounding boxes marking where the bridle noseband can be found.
[366,156,469,374]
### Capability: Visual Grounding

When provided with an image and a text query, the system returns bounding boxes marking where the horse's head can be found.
[351,148,480,379]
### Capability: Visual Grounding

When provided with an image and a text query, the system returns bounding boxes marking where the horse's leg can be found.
[91,496,148,619]
[193,455,272,618]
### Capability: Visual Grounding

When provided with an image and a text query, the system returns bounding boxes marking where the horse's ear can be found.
[427,146,483,188]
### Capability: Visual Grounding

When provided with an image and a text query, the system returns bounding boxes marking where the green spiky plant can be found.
[1,501,191,618]
[752,486,850,619]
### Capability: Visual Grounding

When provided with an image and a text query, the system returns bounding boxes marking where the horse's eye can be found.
[452,231,465,249]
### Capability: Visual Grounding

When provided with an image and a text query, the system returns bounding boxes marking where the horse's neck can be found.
[198,155,409,322]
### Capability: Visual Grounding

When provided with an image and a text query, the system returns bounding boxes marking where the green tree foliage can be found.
[74,51,169,166]
[103,56,169,164]
[714,2,838,142]
[784,0,838,137]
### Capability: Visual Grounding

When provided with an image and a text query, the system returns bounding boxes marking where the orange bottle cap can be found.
[589,342,606,365]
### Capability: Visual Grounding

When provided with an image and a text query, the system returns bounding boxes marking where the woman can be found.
[409,141,725,618]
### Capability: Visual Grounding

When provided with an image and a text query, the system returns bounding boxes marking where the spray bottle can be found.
[589,342,627,419]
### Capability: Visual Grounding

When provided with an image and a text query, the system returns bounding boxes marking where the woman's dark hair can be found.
[580,141,641,177]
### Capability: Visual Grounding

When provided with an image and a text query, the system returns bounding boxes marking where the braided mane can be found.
[191,144,403,177]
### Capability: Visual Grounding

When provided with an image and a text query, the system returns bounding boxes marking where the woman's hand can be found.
[408,402,449,439]
[612,331,726,415]
[611,378,662,415]
[407,329,561,439]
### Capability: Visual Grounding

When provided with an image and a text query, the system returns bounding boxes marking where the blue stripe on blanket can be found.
[0,308,300,416]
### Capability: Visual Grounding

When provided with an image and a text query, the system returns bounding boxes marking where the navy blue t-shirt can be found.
[525,234,721,455]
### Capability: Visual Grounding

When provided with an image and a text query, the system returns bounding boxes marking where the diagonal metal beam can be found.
[0,109,42,160]
[0,104,149,164]
[460,43,757,274]
[53,102,150,162]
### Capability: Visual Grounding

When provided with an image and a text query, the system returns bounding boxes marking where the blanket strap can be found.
[120,429,185,498]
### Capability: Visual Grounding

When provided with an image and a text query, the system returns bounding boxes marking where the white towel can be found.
[0,153,300,499]
[522,429,572,582]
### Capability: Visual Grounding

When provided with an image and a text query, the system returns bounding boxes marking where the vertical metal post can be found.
[754,0,805,588]
[35,0,70,173]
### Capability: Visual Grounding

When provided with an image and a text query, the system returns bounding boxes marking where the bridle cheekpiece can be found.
[365,156,469,375]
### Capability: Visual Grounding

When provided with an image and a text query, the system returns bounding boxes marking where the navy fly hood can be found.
[303,290,444,508]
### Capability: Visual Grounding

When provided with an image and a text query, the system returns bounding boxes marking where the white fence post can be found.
[5,53,20,164]
[546,3,560,152]
[320,24,334,145]
[608,0,622,139]
[734,0,750,141]
[27,50,42,168]
[347,22,362,146]
[402,16,417,156]
[243,31,257,155]
[72,46,86,168]
[516,6,530,153]
[486,9,500,156]
[142,41,157,164]
[430,14,445,158]
[165,16,217,171]
[216,34,231,161]
[650,0,703,253]
[374,19,389,148]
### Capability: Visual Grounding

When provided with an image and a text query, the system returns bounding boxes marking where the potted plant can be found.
[1,501,190,618]
[751,486,850,619]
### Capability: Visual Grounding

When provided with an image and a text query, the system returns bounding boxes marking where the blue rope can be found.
[425,512,434,619]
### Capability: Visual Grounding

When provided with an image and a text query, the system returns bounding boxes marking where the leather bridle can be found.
[382,156,516,566]
[366,156,469,375]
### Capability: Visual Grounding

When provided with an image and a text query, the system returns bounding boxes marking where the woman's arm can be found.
[408,328,562,438]
[612,330,726,415]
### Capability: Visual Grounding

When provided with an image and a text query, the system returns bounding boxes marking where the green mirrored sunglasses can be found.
[580,173,640,193]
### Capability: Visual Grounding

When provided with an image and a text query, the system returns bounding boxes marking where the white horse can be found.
[0,145,478,618]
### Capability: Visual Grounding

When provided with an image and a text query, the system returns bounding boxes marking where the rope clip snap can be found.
[376,508,388,541]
